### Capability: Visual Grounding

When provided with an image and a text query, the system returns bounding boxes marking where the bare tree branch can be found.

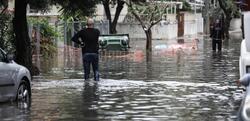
[0,0,8,15]
[149,4,169,29]
[0,6,8,15]
[124,0,147,30]
[149,5,156,23]
[149,18,162,29]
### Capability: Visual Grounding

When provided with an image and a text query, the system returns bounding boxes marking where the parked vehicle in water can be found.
[99,34,130,51]
[240,12,250,78]
[238,12,250,121]
[0,48,31,106]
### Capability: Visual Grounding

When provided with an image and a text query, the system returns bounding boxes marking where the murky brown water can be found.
[0,34,244,121]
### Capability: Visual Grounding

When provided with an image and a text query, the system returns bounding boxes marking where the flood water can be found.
[0,34,244,121]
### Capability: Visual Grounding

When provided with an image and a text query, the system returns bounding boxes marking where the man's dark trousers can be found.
[212,39,222,51]
[83,53,99,81]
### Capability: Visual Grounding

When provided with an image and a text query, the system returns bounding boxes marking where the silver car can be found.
[0,48,31,104]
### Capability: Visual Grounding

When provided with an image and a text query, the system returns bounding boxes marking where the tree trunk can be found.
[145,29,152,54]
[13,0,33,74]
[224,14,232,40]
[217,0,232,40]
[203,0,210,34]
[102,0,112,34]
[145,29,152,62]
[110,0,124,34]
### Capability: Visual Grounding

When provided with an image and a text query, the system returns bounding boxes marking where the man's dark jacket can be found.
[71,28,100,54]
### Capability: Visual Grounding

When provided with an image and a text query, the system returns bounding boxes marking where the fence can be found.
[29,16,204,72]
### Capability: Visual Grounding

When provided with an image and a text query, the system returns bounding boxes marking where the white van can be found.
[238,12,250,121]
[240,12,250,78]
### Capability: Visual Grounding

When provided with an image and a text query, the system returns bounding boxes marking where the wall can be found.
[116,13,203,39]
[116,23,178,40]
[184,13,204,35]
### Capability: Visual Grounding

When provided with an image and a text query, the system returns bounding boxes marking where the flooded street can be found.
[0,34,244,121]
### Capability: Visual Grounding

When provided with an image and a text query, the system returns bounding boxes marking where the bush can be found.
[0,13,15,52]
[28,18,59,59]
[180,0,192,11]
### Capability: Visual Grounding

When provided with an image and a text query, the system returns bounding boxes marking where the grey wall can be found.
[116,13,204,40]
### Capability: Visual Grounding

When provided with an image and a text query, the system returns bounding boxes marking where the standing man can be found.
[71,18,100,81]
[210,18,224,52]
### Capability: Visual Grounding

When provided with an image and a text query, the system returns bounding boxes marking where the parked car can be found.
[238,12,250,121]
[99,34,130,51]
[0,48,31,105]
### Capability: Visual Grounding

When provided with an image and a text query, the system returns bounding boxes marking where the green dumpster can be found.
[99,34,130,51]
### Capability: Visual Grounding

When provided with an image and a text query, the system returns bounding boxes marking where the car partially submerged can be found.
[99,34,130,51]
[238,12,250,120]
[0,48,31,106]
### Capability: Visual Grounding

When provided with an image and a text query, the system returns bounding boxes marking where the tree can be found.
[124,0,169,56]
[53,0,99,19]
[13,0,33,74]
[217,0,239,39]
[102,0,125,34]
[102,0,146,34]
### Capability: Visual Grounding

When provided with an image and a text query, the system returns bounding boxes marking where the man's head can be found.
[87,18,94,28]
[215,19,220,24]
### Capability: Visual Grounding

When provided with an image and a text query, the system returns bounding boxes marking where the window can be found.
[246,66,250,73]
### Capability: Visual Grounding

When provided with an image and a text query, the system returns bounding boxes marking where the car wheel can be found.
[16,80,31,108]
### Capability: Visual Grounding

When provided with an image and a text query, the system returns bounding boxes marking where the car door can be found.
[0,49,15,88]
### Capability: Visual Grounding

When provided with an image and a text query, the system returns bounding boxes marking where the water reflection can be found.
[0,102,30,120]
[82,82,99,120]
